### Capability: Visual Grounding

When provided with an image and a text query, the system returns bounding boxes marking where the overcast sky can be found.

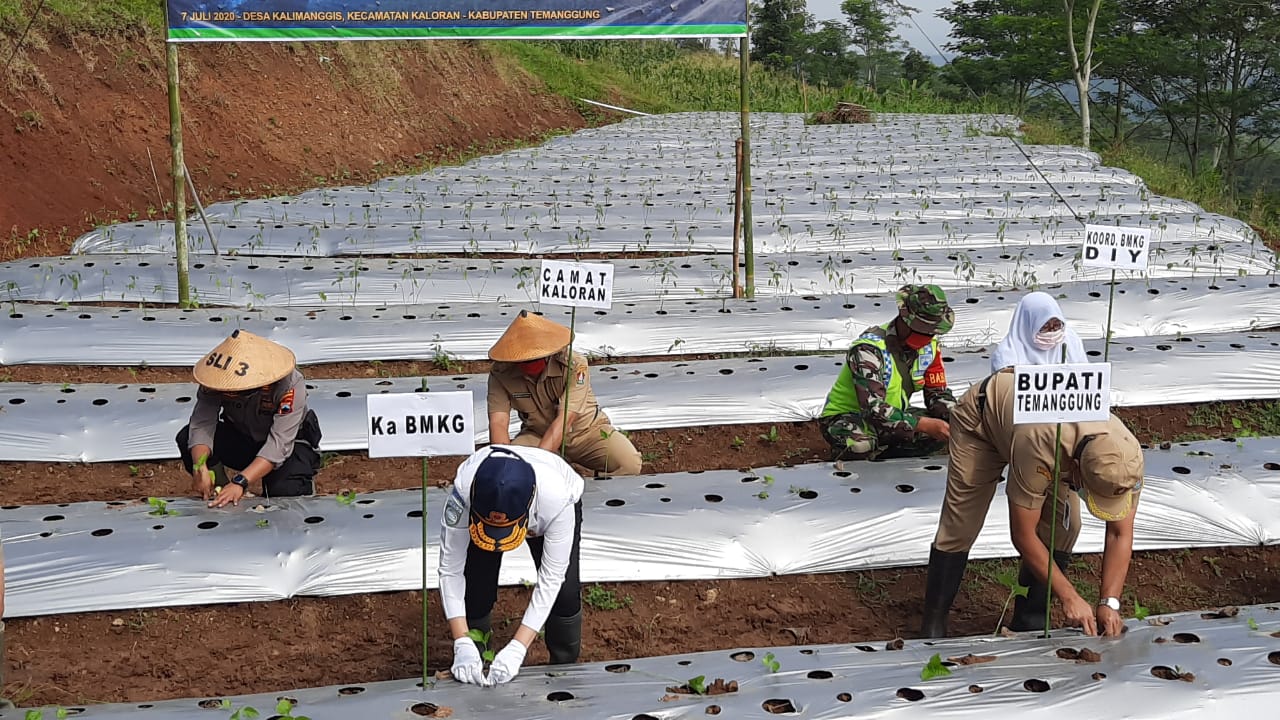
[805,0,955,62]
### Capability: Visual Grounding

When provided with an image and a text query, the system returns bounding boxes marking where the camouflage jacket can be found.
[849,323,956,443]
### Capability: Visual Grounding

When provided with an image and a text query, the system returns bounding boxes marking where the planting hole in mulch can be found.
[547,691,574,702]
[807,670,833,680]
[678,660,693,666]
[730,651,755,662]
[605,499,625,507]
[1056,648,1101,663]
[338,686,365,695]
[969,685,984,693]
[1023,679,1051,693]
[407,510,424,518]
[632,715,660,720]
[91,528,112,537]
[1264,462,1280,471]
[1218,658,1233,666]
[836,693,852,702]
[1268,651,1280,665]
[1151,666,1195,682]
[762,698,797,714]
[1173,633,1201,643]
[705,705,721,715]
[1092,673,1107,681]
[885,637,904,650]
[605,663,631,673]
[198,699,223,709]
[799,649,815,655]
[197,521,218,530]
[896,688,924,702]
[304,516,324,524]
[949,654,996,665]
[894,484,914,493]
[705,494,723,503]
[855,645,877,652]
[409,702,445,717]
[666,679,739,696]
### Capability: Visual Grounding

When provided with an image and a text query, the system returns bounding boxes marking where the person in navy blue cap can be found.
[439,445,585,685]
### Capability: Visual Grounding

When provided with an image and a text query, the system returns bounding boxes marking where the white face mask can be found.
[1033,328,1065,349]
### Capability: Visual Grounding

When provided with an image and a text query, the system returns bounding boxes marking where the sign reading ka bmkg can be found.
[1082,223,1151,271]
[1013,363,1112,424]
[367,391,475,458]
[539,260,614,310]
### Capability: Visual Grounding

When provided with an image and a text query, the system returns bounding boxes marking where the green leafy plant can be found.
[730,436,745,450]
[1134,597,1150,621]
[147,497,179,517]
[686,675,708,695]
[221,700,259,720]
[256,519,270,529]
[128,464,140,477]
[756,491,769,500]
[336,490,357,506]
[468,628,496,662]
[583,584,632,611]
[920,653,952,681]
[758,425,780,443]
[762,652,780,673]
[993,568,1029,634]
[1248,617,1260,631]
[271,698,310,720]
[23,708,69,720]
[762,474,775,486]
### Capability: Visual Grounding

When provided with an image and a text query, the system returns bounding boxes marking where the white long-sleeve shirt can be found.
[439,445,584,632]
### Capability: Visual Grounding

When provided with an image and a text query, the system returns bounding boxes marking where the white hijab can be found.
[990,291,1089,372]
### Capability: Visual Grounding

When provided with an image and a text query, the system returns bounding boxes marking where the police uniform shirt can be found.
[956,371,1123,510]
[487,350,598,436]
[186,369,309,467]
[438,445,585,633]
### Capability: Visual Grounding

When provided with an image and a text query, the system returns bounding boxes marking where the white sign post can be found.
[539,259,615,309]
[365,388,474,689]
[1012,363,1112,424]
[1083,224,1152,362]
[1012,361,1112,638]
[538,259,615,458]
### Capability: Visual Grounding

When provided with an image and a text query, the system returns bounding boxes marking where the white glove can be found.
[486,640,528,685]
[451,637,488,686]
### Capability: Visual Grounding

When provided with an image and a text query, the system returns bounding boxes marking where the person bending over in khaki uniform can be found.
[919,369,1144,639]
[486,310,642,476]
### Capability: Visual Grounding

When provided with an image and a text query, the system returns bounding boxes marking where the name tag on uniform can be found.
[444,488,467,527]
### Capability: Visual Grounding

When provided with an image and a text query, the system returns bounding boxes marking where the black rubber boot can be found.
[1009,551,1071,632]
[543,611,582,665]
[466,613,492,652]
[919,545,970,638]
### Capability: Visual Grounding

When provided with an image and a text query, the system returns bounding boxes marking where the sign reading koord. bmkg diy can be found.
[167,0,748,41]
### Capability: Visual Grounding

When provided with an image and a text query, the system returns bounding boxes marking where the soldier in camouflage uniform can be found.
[819,284,957,461]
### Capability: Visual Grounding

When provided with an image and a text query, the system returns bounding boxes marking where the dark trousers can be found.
[175,410,322,497]
[463,501,583,624]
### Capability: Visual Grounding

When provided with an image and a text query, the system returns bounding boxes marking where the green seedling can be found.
[336,490,357,506]
[1248,617,1260,631]
[583,584,632,611]
[762,652,781,673]
[686,675,708,695]
[256,519,270,529]
[128,464,140,477]
[468,628,496,662]
[756,491,770,500]
[993,568,1029,634]
[1134,598,1150,621]
[194,454,209,472]
[222,701,259,720]
[272,698,310,720]
[920,653,952,681]
[23,708,69,720]
[730,436,745,450]
[762,475,775,486]
[147,497,179,517]
[759,426,780,443]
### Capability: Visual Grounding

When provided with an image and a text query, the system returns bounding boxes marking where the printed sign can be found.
[1013,363,1112,424]
[1082,224,1151,271]
[539,260,614,310]
[367,391,475,458]
[167,0,747,42]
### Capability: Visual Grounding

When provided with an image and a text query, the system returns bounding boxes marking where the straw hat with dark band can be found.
[193,329,296,392]
[488,310,572,363]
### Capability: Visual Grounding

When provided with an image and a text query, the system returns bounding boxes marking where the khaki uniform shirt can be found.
[186,369,309,467]
[953,370,1119,510]
[487,350,602,436]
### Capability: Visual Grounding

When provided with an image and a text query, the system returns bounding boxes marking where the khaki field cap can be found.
[1076,416,1145,522]
[488,310,572,363]
[193,329,296,392]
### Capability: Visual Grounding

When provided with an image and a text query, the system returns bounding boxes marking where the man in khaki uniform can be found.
[919,369,1144,639]
[487,310,642,476]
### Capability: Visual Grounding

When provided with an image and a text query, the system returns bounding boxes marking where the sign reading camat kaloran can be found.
[1082,223,1151,271]
[1013,363,1112,425]
[367,391,475,458]
[540,259,614,310]
[167,0,747,41]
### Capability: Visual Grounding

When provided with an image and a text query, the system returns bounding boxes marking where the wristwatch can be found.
[1098,596,1121,611]
[229,474,250,493]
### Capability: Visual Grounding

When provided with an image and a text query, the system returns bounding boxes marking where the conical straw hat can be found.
[488,310,571,363]
[193,329,296,392]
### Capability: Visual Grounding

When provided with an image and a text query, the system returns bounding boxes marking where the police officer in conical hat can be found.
[177,329,323,508]
[487,310,642,476]
[920,369,1145,639]
[818,284,957,461]
[441,444,585,686]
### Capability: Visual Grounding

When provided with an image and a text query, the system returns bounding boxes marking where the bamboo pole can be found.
[738,36,755,298]
[731,138,744,298]
[166,43,192,307]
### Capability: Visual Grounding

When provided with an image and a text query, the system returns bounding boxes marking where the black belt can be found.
[975,374,995,416]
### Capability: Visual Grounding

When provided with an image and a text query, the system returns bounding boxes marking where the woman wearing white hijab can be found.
[990,291,1088,372]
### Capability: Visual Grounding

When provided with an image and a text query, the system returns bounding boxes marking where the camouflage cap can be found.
[896,284,955,336]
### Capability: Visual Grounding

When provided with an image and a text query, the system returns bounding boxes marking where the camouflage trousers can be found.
[819,410,948,461]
